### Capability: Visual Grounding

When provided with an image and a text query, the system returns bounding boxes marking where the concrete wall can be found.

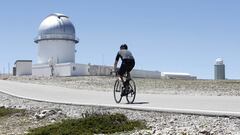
[32,64,52,76]
[161,75,197,80]
[161,73,197,80]
[89,65,112,76]
[16,61,32,76]
[32,63,198,80]
[71,64,90,76]
[32,63,89,77]
[54,63,72,76]
[33,63,162,78]
[88,64,161,79]
[131,69,161,79]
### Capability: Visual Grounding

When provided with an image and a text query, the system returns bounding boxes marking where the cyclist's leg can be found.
[125,59,135,85]
[118,62,126,84]
[118,62,128,96]
[115,68,123,82]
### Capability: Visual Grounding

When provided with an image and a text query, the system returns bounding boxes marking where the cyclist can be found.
[114,44,135,95]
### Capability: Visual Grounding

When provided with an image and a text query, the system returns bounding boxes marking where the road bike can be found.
[113,71,136,104]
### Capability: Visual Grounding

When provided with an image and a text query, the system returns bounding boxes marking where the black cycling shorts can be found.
[118,59,135,76]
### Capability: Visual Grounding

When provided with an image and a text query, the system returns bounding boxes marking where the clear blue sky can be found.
[0,0,240,79]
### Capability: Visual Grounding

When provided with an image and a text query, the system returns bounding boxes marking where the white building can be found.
[14,60,32,76]
[131,69,161,79]
[32,13,89,76]
[161,72,197,80]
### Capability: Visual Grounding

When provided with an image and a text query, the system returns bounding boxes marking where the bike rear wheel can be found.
[126,79,136,104]
[114,79,123,103]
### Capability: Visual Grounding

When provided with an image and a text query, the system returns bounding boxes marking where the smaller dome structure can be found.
[34,13,79,43]
[215,58,224,65]
[214,58,225,80]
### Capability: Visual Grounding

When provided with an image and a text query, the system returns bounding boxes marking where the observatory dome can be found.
[216,58,224,65]
[34,13,79,43]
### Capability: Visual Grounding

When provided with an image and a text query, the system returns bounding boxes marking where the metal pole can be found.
[8,62,10,75]
[3,66,5,78]
[101,54,104,66]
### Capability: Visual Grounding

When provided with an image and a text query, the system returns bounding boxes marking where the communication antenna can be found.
[8,63,10,75]
[102,54,105,66]
[3,66,5,75]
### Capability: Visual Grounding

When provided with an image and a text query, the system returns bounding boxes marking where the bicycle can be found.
[113,71,136,104]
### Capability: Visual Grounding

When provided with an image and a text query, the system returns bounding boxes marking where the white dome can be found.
[216,58,224,65]
[34,13,79,43]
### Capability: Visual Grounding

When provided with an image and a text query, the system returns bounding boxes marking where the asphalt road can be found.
[0,80,240,117]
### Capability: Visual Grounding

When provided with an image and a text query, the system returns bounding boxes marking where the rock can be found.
[50,118,56,123]
[34,109,57,120]
[153,130,162,135]
[131,130,152,135]
[199,129,211,135]
[169,118,175,124]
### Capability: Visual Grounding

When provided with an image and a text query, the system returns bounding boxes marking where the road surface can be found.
[0,80,240,117]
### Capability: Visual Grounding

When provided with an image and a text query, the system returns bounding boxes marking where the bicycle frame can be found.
[113,70,136,104]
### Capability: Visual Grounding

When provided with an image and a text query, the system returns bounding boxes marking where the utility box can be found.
[15,60,32,76]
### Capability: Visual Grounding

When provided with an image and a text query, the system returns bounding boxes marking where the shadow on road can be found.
[129,102,149,105]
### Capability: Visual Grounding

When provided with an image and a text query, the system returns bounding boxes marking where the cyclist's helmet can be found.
[120,44,128,50]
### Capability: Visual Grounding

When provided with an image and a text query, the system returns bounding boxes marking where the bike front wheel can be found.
[126,79,136,104]
[114,79,123,103]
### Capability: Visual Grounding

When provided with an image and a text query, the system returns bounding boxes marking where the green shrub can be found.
[0,106,25,117]
[27,113,146,135]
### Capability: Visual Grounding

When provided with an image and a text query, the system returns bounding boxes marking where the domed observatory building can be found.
[32,13,89,76]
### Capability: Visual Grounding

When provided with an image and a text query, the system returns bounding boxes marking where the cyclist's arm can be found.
[114,52,120,71]
[114,61,118,71]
